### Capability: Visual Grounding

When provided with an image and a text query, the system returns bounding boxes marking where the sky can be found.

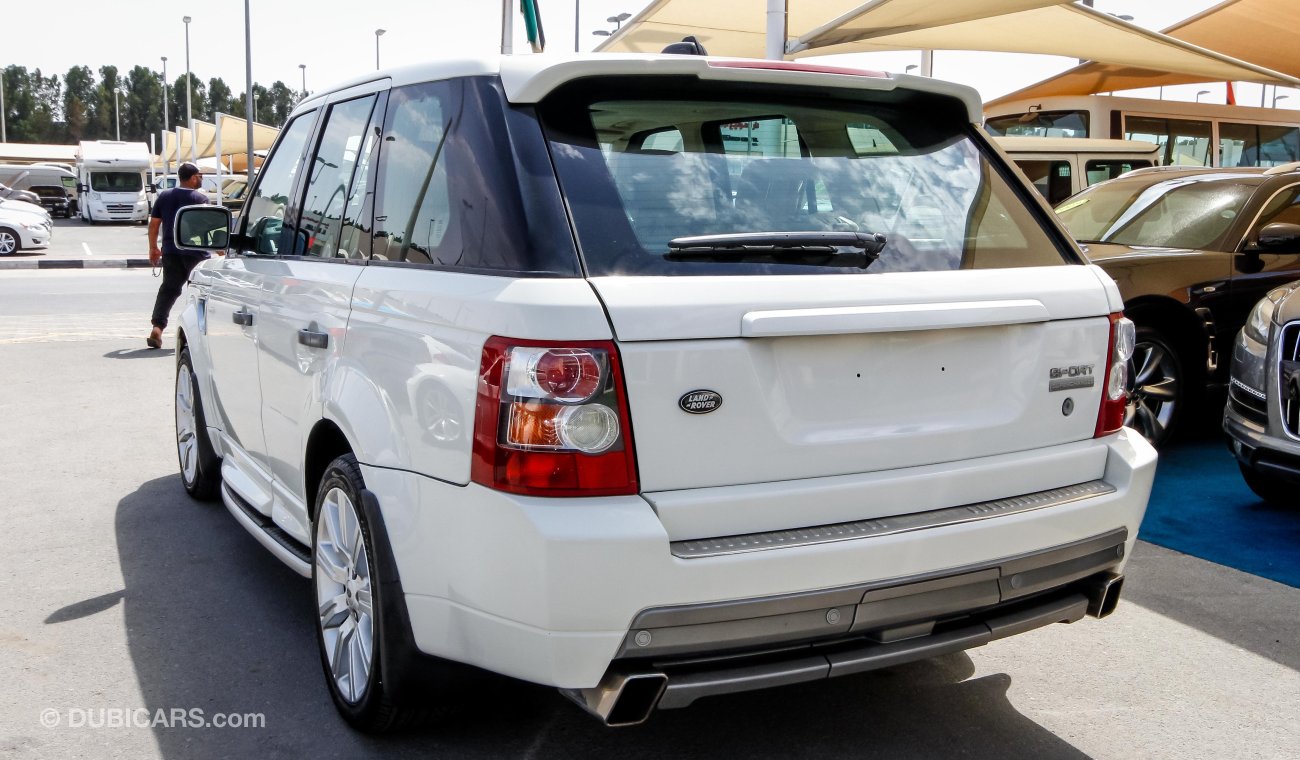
[2,0,1293,107]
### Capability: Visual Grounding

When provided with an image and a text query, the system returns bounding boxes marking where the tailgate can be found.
[592,267,1115,492]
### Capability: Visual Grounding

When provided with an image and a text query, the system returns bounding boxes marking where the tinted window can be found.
[1015,159,1074,205]
[371,78,579,275]
[1219,122,1300,168]
[298,94,378,258]
[241,111,316,256]
[542,82,1068,276]
[985,110,1089,138]
[1056,176,1254,250]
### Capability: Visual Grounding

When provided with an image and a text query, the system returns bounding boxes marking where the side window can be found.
[369,77,579,274]
[241,112,316,256]
[298,95,378,258]
[1014,159,1073,205]
[1253,186,1300,234]
[1125,116,1211,167]
[372,83,450,264]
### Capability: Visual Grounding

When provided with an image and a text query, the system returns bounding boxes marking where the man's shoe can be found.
[146,328,163,349]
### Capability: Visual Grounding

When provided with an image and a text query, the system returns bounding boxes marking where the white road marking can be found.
[82,242,93,257]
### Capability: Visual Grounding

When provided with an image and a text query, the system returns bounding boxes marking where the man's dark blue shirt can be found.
[152,187,210,256]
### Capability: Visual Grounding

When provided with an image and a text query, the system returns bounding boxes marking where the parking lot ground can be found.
[0,218,152,269]
[1141,427,1300,588]
[1,269,1297,759]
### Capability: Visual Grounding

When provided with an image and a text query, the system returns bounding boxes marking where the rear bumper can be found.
[361,429,1155,690]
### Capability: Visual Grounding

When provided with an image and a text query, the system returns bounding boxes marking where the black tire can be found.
[1126,326,1186,448]
[313,454,426,733]
[175,348,222,500]
[1238,463,1297,507]
[0,227,19,256]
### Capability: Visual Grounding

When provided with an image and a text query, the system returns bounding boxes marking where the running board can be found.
[222,483,312,577]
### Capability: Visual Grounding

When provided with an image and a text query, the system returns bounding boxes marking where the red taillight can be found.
[472,337,639,497]
[1095,313,1136,438]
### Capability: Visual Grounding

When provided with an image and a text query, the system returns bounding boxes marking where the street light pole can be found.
[161,57,170,179]
[375,29,386,71]
[1,74,6,143]
[244,0,255,183]
[299,64,307,97]
[1196,90,1210,103]
[114,89,120,140]
[574,0,580,53]
[1275,93,1291,108]
[183,15,194,162]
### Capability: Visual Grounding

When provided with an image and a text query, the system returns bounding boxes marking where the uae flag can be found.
[522,0,546,53]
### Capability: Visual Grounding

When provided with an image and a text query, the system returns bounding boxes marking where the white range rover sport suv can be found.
[169,54,1156,731]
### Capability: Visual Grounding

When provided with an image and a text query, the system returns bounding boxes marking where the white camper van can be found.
[76,141,151,223]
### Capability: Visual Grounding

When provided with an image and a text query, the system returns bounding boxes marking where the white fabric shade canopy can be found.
[155,114,278,168]
[988,0,1300,105]
[599,0,1300,90]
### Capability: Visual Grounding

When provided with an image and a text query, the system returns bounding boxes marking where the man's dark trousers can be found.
[151,255,205,329]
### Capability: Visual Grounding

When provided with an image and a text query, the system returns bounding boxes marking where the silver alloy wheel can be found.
[0,229,17,255]
[175,364,199,485]
[315,487,374,705]
[1125,339,1179,442]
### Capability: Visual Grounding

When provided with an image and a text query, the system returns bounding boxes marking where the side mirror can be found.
[77,183,87,193]
[174,204,232,252]
[1256,222,1300,252]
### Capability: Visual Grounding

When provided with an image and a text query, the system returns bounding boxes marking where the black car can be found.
[1055,165,1300,446]
[29,185,71,218]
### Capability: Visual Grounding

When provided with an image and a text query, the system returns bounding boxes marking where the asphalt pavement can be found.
[0,217,152,269]
[0,265,1297,760]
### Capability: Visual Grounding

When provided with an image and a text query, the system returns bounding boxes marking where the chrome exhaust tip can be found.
[1085,573,1124,618]
[561,671,669,727]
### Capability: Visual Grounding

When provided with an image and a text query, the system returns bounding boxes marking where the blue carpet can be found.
[1138,433,1300,588]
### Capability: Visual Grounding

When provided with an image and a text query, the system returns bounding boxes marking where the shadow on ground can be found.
[109,475,1093,760]
[104,348,175,360]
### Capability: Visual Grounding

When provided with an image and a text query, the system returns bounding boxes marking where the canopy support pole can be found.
[766,0,787,60]
[921,49,934,77]
[502,0,515,55]
[215,113,224,206]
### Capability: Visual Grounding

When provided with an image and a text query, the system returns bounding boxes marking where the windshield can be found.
[90,172,143,193]
[1055,176,1254,249]
[541,82,1068,276]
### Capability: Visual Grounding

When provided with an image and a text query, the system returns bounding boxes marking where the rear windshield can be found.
[985,110,1089,139]
[540,79,1069,276]
[1056,176,1254,249]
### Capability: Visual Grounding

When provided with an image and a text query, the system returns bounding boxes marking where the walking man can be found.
[146,163,211,348]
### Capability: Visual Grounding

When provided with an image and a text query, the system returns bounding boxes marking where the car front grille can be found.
[106,203,135,213]
[1282,322,1300,437]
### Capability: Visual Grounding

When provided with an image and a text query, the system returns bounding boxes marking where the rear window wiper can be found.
[666,231,886,269]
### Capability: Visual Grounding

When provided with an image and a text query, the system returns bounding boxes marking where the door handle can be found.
[231,309,254,326]
[298,329,329,349]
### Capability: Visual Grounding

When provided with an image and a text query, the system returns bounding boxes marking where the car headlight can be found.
[24,222,45,232]
[1245,284,1300,344]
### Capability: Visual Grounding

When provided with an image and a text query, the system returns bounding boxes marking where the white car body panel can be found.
[340,267,613,484]
[363,430,1153,688]
[256,259,363,544]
